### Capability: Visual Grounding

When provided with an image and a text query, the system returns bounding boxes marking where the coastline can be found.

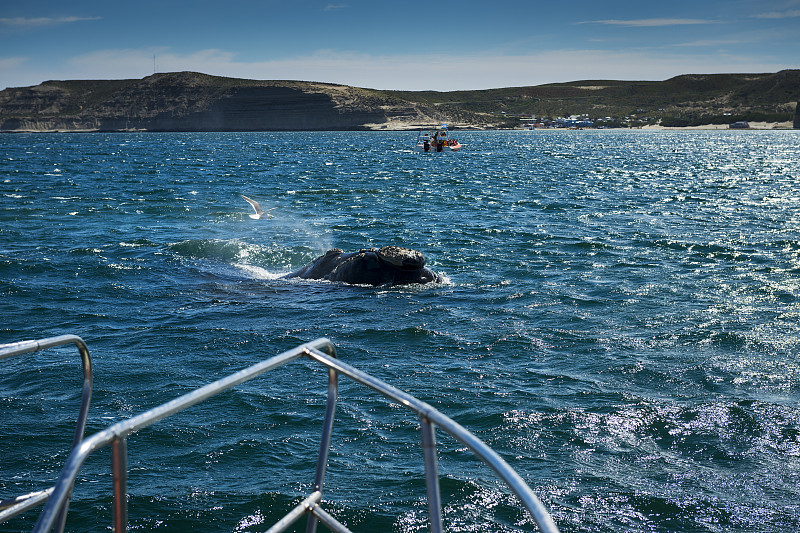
[640,121,795,131]
[3,71,797,134]
[1,120,795,133]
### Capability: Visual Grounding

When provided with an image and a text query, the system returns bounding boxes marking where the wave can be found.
[169,238,318,269]
[168,238,265,263]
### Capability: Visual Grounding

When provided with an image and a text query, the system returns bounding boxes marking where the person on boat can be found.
[420,132,430,152]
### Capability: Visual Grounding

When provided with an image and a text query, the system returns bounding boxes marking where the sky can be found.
[1,0,799,91]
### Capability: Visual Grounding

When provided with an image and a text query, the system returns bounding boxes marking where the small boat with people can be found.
[415,124,462,152]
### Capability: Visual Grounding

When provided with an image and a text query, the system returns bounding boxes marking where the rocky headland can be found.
[0,72,488,132]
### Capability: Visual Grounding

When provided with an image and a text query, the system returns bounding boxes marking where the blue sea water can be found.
[2,129,800,532]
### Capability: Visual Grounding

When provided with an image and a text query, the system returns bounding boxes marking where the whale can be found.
[284,246,440,286]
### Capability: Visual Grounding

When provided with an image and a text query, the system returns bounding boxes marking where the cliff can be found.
[795,101,800,129]
[0,72,488,132]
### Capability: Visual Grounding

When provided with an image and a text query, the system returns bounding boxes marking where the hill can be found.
[389,70,800,128]
[0,70,798,132]
[0,72,487,132]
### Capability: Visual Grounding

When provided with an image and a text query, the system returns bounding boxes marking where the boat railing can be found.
[0,335,94,530]
[18,336,558,533]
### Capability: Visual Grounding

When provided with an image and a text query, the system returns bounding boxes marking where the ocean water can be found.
[2,129,800,532]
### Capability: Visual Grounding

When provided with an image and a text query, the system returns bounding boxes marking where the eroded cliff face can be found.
[0,72,463,132]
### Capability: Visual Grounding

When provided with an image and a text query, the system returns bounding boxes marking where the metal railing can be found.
[0,335,94,530]
[10,336,558,533]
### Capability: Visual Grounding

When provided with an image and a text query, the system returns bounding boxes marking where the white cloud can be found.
[0,16,101,29]
[215,49,793,89]
[672,39,749,48]
[580,18,719,27]
[2,47,793,91]
[754,9,800,18]
[0,56,26,69]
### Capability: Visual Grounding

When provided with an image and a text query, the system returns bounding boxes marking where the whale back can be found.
[285,247,440,286]
[375,246,425,270]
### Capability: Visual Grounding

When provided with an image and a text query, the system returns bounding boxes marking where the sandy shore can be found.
[641,121,794,131]
[370,118,797,131]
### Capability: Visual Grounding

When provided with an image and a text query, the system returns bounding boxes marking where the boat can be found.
[0,334,559,533]
[415,124,462,152]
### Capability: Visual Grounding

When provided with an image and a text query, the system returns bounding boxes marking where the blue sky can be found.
[1,0,798,91]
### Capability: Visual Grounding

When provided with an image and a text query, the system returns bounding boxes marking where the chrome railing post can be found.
[111,437,128,533]
[421,418,443,533]
[0,334,93,455]
[0,335,93,528]
[306,363,338,533]
[67,336,93,451]
[52,498,69,533]
[303,347,560,533]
